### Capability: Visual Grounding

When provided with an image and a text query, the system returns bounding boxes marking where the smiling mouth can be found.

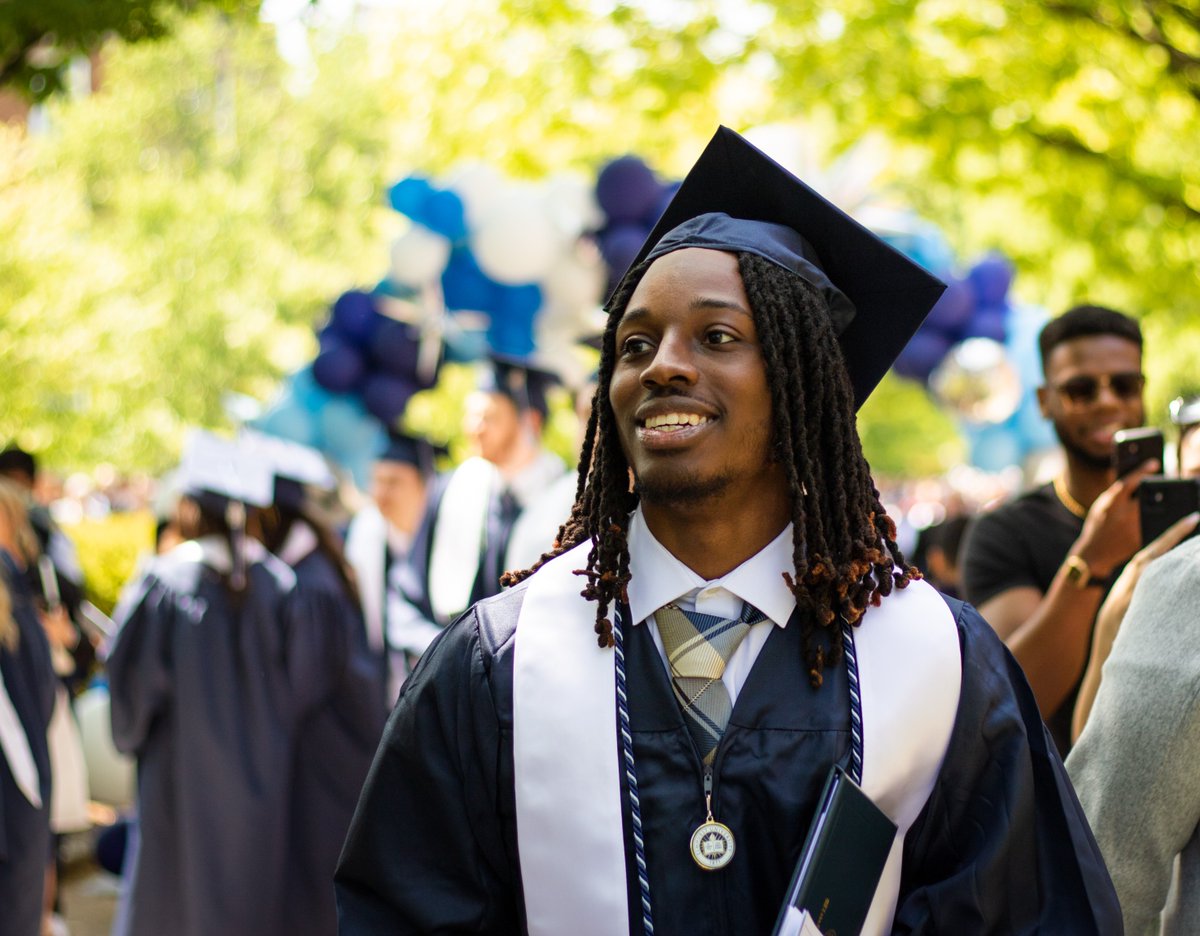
[640,412,712,431]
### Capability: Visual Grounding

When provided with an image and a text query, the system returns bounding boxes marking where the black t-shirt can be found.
[961,482,1095,756]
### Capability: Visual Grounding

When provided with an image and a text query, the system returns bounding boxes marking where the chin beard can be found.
[633,468,734,507]
[1053,423,1115,472]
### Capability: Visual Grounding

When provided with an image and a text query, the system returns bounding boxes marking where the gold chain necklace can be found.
[1053,475,1087,519]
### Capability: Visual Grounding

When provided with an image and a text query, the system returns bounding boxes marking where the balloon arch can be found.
[253,143,1053,484]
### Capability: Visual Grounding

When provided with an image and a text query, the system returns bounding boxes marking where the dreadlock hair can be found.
[502,251,918,687]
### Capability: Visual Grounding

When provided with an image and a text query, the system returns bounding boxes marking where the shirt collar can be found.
[625,507,797,628]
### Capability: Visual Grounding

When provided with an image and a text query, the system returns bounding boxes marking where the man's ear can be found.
[523,410,545,437]
[1036,384,1051,419]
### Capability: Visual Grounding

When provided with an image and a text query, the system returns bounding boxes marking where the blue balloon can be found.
[329,290,383,347]
[442,319,490,363]
[493,282,542,320]
[388,175,434,221]
[487,285,541,359]
[442,248,499,312]
[596,156,664,225]
[965,423,1023,472]
[319,395,376,458]
[290,366,333,414]
[372,277,418,301]
[423,189,467,242]
[255,398,318,447]
[312,339,367,394]
[968,253,1014,307]
[362,373,419,427]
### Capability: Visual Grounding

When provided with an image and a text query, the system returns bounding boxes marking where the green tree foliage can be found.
[3,1,1196,478]
[0,0,260,100]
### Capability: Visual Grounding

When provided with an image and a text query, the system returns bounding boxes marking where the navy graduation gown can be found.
[284,549,386,936]
[107,549,347,936]
[336,585,1121,934]
[0,551,55,936]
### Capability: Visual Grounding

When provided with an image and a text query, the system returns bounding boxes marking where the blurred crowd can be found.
[3,303,1200,935]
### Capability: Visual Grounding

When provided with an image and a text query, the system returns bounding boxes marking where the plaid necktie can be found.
[654,600,766,764]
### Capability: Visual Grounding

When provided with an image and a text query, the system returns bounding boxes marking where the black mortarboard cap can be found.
[378,430,440,478]
[614,126,947,408]
[478,354,563,420]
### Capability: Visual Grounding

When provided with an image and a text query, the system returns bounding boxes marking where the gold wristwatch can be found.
[1064,555,1103,590]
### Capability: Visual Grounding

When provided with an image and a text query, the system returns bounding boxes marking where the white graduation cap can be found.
[180,430,276,509]
[238,429,336,492]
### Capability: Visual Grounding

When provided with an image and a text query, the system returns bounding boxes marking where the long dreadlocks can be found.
[502,252,919,687]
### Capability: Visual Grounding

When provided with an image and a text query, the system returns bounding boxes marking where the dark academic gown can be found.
[107,546,347,936]
[0,551,55,936]
[335,585,1121,934]
[284,548,386,936]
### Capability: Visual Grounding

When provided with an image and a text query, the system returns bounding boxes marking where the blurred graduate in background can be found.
[245,434,386,936]
[106,432,351,936]
[425,356,565,626]
[0,478,56,936]
[344,431,442,704]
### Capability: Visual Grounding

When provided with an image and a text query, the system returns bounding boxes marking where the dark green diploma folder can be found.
[771,765,897,936]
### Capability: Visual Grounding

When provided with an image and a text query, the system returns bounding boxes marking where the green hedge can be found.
[62,511,156,616]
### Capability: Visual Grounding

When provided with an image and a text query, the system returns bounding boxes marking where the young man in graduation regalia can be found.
[336,128,1121,935]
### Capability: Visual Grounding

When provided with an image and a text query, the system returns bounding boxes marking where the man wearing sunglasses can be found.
[962,304,1153,756]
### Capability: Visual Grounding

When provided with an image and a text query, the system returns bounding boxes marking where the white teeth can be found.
[643,413,710,429]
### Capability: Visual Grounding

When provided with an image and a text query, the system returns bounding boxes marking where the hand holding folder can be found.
[772,766,897,936]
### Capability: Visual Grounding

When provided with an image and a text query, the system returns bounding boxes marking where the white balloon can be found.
[931,338,1023,425]
[471,190,564,285]
[541,242,605,311]
[542,173,605,240]
[442,162,505,230]
[390,225,452,287]
[75,686,136,808]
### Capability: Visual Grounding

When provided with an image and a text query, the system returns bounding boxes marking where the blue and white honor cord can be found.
[613,607,865,935]
[613,605,655,934]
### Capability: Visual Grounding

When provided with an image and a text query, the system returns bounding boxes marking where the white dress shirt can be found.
[625,508,797,704]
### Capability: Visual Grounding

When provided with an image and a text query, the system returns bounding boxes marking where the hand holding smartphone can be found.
[1113,427,1164,478]
[1138,478,1200,546]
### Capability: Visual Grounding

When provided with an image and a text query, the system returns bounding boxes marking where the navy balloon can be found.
[388,176,434,221]
[924,277,976,339]
[596,156,664,225]
[363,373,419,427]
[330,290,383,347]
[423,189,467,242]
[312,339,367,393]
[963,305,1008,343]
[600,222,650,292]
[968,254,1014,307]
[893,330,953,383]
[647,180,681,226]
[369,319,423,381]
[442,248,498,312]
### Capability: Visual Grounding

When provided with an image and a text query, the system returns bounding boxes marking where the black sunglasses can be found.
[1052,372,1145,406]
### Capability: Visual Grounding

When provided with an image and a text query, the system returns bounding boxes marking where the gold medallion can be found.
[690,820,735,870]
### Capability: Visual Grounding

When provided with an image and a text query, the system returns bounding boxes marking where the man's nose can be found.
[641,334,698,389]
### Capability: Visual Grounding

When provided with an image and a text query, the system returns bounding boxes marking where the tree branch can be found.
[1026,125,1200,220]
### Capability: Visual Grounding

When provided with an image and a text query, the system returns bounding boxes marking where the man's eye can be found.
[621,337,652,355]
[705,330,735,345]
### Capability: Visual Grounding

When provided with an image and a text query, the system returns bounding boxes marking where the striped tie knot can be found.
[654,600,766,764]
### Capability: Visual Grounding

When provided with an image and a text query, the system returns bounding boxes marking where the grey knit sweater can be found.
[1067,534,1200,936]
